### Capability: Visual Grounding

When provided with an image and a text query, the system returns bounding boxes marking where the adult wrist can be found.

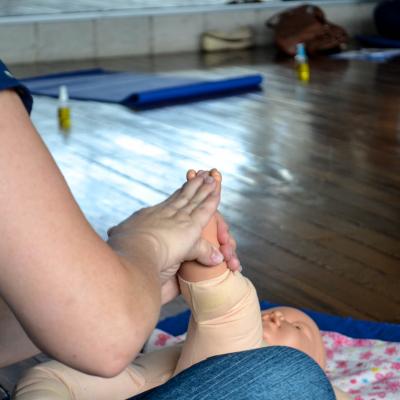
[108,231,164,283]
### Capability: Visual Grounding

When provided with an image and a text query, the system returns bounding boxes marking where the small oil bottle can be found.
[295,43,310,83]
[58,85,71,131]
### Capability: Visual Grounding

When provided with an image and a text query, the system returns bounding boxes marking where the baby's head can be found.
[261,306,326,369]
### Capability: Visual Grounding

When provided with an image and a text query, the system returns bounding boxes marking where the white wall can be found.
[0,1,377,64]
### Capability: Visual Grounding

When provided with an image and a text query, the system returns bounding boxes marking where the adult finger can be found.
[187,188,220,231]
[179,175,218,215]
[220,245,241,271]
[188,238,224,266]
[215,212,230,246]
[164,174,214,214]
[215,212,240,271]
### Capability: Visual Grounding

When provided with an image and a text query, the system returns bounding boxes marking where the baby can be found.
[14,169,349,400]
[174,169,327,377]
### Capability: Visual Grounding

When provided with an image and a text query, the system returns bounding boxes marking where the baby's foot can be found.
[186,169,221,247]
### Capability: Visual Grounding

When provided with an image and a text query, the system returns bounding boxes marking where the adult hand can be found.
[215,211,241,272]
[107,173,224,287]
[160,211,241,305]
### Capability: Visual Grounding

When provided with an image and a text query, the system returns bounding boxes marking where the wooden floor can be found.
[2,47,399,392]
[12,49,400,324]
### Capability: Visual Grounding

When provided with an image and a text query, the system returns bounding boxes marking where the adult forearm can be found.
[3,244,161,376]
[0,297,40,367]
[0,89,221,376]
[0,90,161,375]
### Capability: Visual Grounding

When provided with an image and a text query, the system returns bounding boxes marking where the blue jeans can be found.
[130,346,335,399]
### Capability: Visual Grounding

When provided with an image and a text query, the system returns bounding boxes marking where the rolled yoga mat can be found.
[22,69,263,109]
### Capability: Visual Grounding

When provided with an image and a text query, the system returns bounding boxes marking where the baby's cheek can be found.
[261,322,272,343]
[269,330,305,351]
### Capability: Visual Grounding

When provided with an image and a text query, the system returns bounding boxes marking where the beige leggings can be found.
[14,271,261,400]
[13,271,349,400]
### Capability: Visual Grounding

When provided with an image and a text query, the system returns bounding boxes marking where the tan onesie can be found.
[14,345,182,400]
[174,270,265,375]
[14,271,262,400]
[14,271,349,399]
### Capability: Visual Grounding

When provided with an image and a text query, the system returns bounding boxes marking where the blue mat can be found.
[157,301,400,342]
[21,69,263,109]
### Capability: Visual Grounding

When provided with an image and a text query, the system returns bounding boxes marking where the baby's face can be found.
[261,306,326,369]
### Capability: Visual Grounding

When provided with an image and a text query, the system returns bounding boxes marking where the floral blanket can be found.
[323,331,400,399]
[144,329,400,399]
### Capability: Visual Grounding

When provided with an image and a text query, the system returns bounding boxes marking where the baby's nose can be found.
[269,311,284,325]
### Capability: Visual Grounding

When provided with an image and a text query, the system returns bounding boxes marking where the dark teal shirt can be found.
[0,60,32,114]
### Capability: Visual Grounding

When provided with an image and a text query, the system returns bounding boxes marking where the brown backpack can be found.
[266,5,349,56]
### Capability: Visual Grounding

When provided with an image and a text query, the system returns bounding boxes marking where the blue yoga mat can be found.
[157,300,400,342]
[22,69,263,109]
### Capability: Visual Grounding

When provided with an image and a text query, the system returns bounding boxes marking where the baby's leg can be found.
[14,361,144,400]
[178,169,227,283]
[14,346,182,400]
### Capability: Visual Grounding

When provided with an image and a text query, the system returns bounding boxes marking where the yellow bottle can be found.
[295,43,310,83]
[58,85,71,130]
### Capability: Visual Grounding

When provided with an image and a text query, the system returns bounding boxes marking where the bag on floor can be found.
[266,5,349,56]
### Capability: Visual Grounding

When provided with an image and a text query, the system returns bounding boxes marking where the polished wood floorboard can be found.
[13,49,400,324]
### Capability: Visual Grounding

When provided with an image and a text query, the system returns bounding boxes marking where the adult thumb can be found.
[191,238,224,266]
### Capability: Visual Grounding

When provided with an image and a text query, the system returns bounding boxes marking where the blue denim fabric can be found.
[130,346,335,400]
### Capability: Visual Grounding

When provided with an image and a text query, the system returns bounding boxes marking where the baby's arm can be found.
[14,345,182,400]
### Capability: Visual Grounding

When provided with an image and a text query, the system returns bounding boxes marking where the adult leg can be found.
[130,346,336,400]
